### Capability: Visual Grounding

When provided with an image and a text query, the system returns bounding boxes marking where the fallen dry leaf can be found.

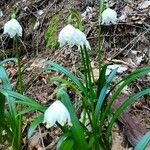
[138,1,150,9]
[28,132,40,149]
[26,58,46,72]
[111,126,128,150]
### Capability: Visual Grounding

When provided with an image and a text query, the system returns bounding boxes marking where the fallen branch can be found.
[112,95,150,148]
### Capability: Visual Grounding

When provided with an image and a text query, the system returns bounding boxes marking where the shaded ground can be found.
[0,0,150,149]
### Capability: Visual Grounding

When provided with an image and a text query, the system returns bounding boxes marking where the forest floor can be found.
[0,0,150,149]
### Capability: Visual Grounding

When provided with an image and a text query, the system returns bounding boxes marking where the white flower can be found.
[58,24,76,47]
[101,8,117,25]
[43,100,71,128]
[3,18,22,38]
[58,24,91,49]
[73,28,91,49]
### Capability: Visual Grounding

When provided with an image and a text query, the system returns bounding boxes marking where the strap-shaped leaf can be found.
[0,58,17,65]
[0,65,17,126]
[51,77,82,97]
[135,131,150,150]
[57,134,74,150]
[97,64,108,97]
[95,68,118,122]
[28,114,44,138]
[0,89,46,112]
[101,67,150,131]
[0,65,12,90]
[58,139,74,150]
[45,61,86,93]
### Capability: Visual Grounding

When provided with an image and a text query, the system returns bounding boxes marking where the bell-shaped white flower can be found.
[43,100,71,128]
[72,28,91,49]
[101,8,117,25]
[58,24,91,49]
[3,18,22,38]
[58,24,76,47]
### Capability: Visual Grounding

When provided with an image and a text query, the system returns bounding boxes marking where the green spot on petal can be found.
[65,36,69,40]
[61,120,65,125]
[47,121,51,127]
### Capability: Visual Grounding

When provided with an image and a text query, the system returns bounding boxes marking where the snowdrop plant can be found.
[1,13,23,150]
[43,100,71,128]
[0,4,150,150]
[3,16,23,94]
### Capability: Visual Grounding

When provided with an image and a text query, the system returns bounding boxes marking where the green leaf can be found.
[0,58,17,65]
[100,67,150,132]
[97,64,108,97]
[59,88,88,150]
[45,61,86,94]
[88,136,95,149]
[0,92,5,142]
[28,114,44,138]
[57,134,74,150]
[0,65,12,90]
[51,77,82,97]
[105,89,150,145]
[95,68,118,123]
[59,139,74,150]
[0,93,5,120]
[0,65,17,128]
[0,89,46,112]
[17,107,36,116]
[135,131,150,150]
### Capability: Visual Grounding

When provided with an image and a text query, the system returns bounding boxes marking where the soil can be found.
[0,0,150,149]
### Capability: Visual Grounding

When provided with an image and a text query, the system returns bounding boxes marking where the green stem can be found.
[98,0,103,75]
[14,36,23,150]
[15,37,23,94]
[81,46,100,149]
[80,46,93,128]
[94,1,104,148]
[68,8,83,30]
[80,46,88,92]
[83,46,95,116]
[97,1,104,105]
[105,0,109,8]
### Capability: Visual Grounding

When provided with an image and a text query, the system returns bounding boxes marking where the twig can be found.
[112,95,150,148]
[110,30,148,59]
[38,125,46,150]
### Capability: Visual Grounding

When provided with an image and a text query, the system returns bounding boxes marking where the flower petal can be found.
[3,18,22,38]
[102,8,117,25]
[58,24,76,47]
[43,100,71,128]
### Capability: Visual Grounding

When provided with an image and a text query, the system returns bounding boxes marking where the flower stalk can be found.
[13,36,23,150]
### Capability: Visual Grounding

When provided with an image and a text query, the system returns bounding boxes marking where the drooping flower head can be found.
[73,28,91,49]
[58,24,91,49]
[43,100,71,128]
[58,24,76,47]
[101,8,117,25]
[3,18,22,38]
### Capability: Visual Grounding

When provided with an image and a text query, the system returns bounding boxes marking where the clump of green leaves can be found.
[1,4,150,150]
[45,15,59,49]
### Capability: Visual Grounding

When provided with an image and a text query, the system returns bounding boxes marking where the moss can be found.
[45,15,59,49]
